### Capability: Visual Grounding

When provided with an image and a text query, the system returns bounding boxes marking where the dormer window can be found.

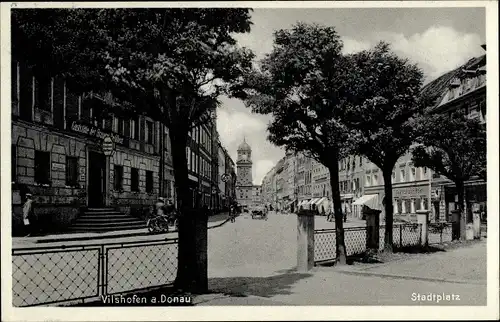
[449,78,461,88]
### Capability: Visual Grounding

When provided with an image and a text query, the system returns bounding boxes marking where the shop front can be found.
[393,184,430,222]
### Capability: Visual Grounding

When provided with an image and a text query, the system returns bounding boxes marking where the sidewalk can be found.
[12,212,232,248]
[198,240,487,306]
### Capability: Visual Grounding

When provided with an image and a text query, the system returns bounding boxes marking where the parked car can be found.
[250,205,267,220]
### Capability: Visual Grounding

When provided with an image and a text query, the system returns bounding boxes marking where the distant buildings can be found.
[235,138,261,208]
[260,44,486,222]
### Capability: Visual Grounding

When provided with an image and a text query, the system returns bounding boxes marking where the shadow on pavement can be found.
[394,245,447,254]
[208,213,230,223]
[208,271,312,298]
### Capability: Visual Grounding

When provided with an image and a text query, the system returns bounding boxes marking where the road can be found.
[12,211,484,306]
[206,212,486,305]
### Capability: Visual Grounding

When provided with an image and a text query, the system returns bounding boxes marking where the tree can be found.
[235,23,358,264]
[12,8,255,292]
[345,42,425,251]
[411,112,486,240]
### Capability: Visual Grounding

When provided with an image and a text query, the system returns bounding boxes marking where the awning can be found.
[315,197,329,210]
[307,198,320,205]
[313,197,326,205]
[303,199,313,206]
[288,199,296,206]
[352,194,380,210]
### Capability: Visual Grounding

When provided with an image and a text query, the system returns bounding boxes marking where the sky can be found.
[216,7,486,185]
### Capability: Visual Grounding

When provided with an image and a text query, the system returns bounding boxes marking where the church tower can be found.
[236,137,253,207]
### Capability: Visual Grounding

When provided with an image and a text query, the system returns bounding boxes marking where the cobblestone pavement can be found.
[204,212,487,305]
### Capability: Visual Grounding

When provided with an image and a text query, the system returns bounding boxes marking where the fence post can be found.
[451,209,461,240]
[297,210,315,272]
[363,207,381,252]
[399,224,403,247]
[100,245,107,296]
[472,203,481,239]
[416,210,430,247]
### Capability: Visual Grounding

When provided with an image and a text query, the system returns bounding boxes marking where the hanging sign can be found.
[102,136,115,156]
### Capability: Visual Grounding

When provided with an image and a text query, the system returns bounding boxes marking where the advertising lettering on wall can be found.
[394,186,429,198]
[70,121,125,145]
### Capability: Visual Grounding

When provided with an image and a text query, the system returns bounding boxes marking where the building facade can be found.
[361,46,486,223]
[11,60,234,233]
[339,155,366,218]
[235,138,254,208]
[11,63,161,232]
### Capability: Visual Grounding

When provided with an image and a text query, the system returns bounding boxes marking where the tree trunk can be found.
[327,155,347,265]
[456,180,466,240]
[170,127,208,293]
[382,168,394,252]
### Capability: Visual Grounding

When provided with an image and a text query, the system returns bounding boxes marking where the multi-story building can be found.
[186,121,220,209]
[261,166,276,207]
[235,138,254,208]
[284,150,298,212]
[359,45,486,223]
[11,62,162,233]
[217,141,227,210]
[11,58,231,233]
[224,152,237,207]
[274,157,286,211]
[251,185,263,208]
[339,155,366,218]
[296,153,306,204]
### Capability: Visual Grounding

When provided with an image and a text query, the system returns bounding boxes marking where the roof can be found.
[421,54,486,111]
[237,137,251,151]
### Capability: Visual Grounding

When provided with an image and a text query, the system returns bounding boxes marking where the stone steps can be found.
[68,207,146,233]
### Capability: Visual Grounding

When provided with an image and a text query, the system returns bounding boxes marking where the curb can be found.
[333,269,486,285]
[20,216,233,245]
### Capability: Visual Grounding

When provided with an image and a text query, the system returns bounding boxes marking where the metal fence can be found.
[428,222,453,244]
[314,223,422,264]
[12,238,178,307]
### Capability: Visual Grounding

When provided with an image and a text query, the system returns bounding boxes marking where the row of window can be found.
[186,146,213,179]
[12,146,155,193]
[12,148,80,187]
[189,125,213,155]
[11,62,159,147]
[113,166,154,193]
[366,167,428,187]
[394,198,429,214]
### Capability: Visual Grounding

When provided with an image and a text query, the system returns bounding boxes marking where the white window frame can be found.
[400,168,406,183]
[366,175,371,187]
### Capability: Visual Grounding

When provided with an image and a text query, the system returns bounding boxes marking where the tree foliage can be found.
[411,111,486,239]
[412,112,486,183]
[344,42,425,250]
[236,23,355,263]
[12,8,255,293]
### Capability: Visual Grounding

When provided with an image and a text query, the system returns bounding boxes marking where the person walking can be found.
[22,193,35,237]
[229,204,236,223]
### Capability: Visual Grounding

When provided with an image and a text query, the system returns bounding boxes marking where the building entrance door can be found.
[88,151,106,207]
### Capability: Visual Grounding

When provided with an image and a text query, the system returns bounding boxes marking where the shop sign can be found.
[52,163,65,171]
[102,136,115,156]
[394,186,428,198]
[71,121,125,145]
